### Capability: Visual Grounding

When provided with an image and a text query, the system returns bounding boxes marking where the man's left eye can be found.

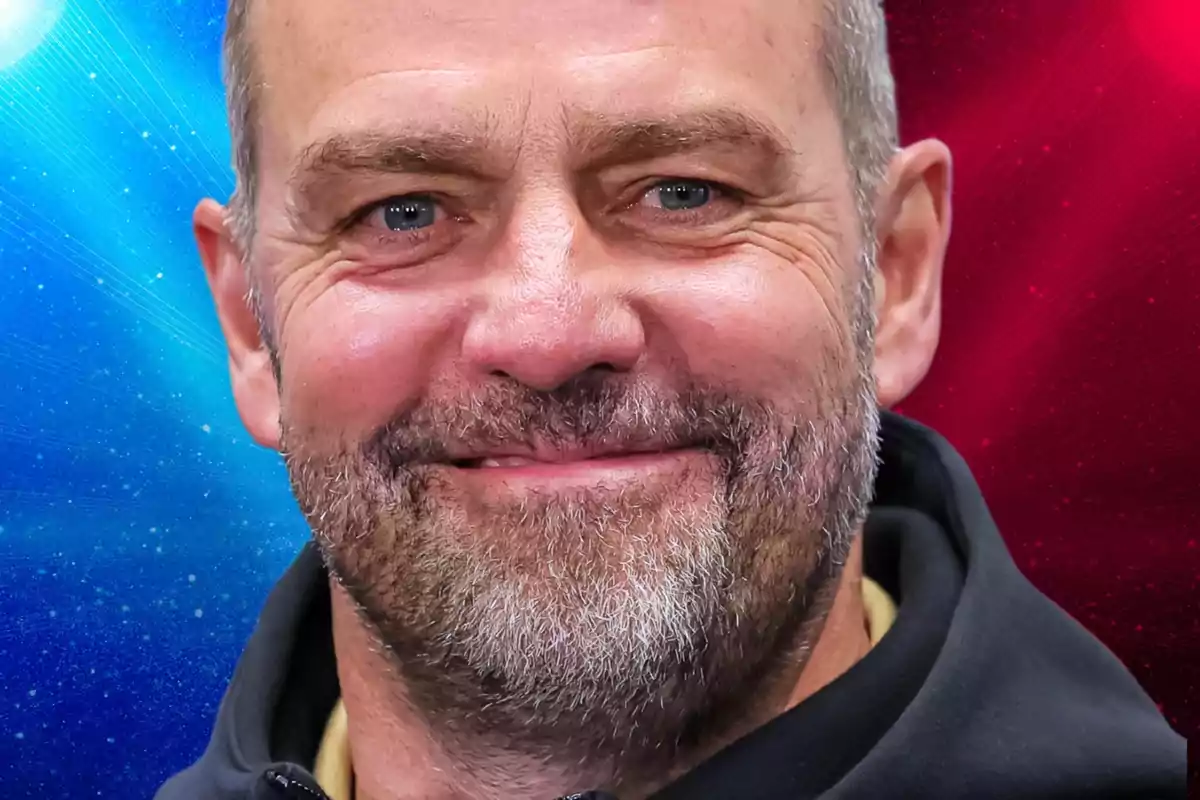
[645,179,715,211]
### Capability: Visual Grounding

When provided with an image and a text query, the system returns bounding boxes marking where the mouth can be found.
[448,447,679,470]
[432,443,711,487]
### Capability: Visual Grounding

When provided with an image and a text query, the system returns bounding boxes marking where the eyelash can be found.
[343,196,438,231]
[340,178,741,245]
[630,179,740,221]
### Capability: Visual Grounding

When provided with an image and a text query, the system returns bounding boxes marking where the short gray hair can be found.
[223,0,256,249]
[820,0,898,238]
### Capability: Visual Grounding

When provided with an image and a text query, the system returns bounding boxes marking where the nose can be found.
[461,211,645,392]
[462,274,645,391]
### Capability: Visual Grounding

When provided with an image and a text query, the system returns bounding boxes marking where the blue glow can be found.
[0,0,65,68]
[0,2,309,794]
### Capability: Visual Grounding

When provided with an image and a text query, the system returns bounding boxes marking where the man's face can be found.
[220,0,886,771]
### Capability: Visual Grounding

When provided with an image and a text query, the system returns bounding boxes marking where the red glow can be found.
[1127,0,1200,90]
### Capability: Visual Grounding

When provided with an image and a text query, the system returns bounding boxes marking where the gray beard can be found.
[281,269,881,791]
[284,379,879,792]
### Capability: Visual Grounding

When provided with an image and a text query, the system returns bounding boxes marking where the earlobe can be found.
[194,199,283,450]
[871,140,953,409]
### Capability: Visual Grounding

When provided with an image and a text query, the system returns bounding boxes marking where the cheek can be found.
[278,281,463,440]
[648,258,853,398]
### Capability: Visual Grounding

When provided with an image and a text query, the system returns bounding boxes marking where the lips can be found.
[449,445,676,470]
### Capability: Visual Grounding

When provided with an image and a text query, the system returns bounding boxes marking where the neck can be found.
[328,538,870,800]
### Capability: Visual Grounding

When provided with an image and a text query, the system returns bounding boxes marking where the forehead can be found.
[250,0,827,170]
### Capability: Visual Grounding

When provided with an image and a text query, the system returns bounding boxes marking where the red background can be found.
[887,0,1198,741]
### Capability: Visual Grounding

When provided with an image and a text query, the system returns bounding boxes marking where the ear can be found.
[194,199,282,449]
[871,139,953,408]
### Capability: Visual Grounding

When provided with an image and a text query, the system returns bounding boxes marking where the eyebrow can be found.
[287,129,504,216]
[286,108,797,218]
[569,108,798,171]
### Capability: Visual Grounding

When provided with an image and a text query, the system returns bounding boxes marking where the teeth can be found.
[479,456,538,468]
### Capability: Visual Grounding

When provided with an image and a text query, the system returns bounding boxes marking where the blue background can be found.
[0,2,309,794]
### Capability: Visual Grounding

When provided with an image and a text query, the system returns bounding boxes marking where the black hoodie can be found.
[154,412,1187,799]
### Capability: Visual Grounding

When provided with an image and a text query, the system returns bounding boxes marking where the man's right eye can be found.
[363,195,441,232]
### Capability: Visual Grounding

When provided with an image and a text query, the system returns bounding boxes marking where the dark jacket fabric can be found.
[155,412,1187,799]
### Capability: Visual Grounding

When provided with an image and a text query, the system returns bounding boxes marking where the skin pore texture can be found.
[194,0,952,798]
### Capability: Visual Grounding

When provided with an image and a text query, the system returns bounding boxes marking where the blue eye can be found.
[652,179,712,211]
[380,196,438,231]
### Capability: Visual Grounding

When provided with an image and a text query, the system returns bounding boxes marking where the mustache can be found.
[362,373,770,473]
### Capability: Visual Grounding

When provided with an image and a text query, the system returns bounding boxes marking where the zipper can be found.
[263,768,332,799]
[263,768,614,800]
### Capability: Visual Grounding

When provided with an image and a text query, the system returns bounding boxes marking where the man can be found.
[155,0,1187,797]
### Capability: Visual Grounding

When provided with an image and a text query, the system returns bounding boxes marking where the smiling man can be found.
[155,0,1186,798]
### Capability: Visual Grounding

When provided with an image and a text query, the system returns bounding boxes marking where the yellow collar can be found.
[313,577,898,800]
